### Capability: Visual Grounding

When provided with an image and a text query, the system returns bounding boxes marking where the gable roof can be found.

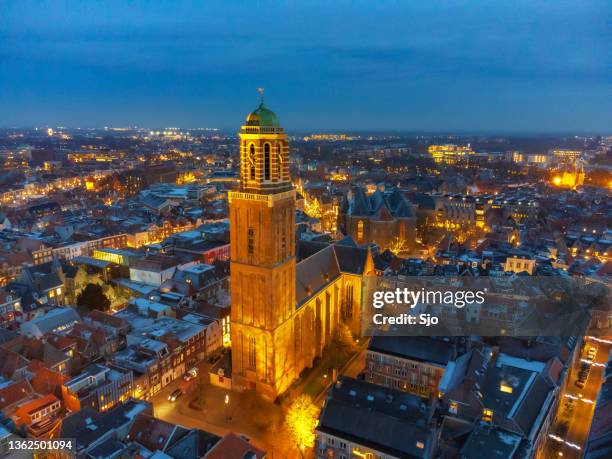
[204,432,265,459]
[60,400,151,454]
[0,379,34,410]
[296,245,341,306]
[348,186,416,221]
[127,413,188,453]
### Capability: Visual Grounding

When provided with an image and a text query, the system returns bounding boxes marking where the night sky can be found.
[1,0,610,133]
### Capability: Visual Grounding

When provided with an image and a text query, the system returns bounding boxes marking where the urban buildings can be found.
[0,101,609,459]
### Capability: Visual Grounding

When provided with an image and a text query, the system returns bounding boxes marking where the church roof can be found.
[350,187,371,216]
[333,244,370,275]
[348,186,416,220]
[335,235,357,247]
[393,198,416,218]
[245,102,280,127]
[295,239,372,306]
[296,245,341,306]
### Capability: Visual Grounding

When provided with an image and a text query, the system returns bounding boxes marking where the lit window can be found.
[483,408,493,422]
[248,144,256,180]
[357,220,364,242]
[500,384,513,394]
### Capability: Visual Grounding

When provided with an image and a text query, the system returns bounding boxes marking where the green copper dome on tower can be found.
[245,102,280,127]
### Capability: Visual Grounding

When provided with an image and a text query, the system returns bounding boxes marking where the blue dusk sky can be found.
[0,0,610,133]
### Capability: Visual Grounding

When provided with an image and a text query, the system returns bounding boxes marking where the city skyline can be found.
[0,88,609,458]
[1,0,611,133]
[0,2,610,458]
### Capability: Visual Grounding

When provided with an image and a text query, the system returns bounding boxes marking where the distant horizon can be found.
[1,124,611,138]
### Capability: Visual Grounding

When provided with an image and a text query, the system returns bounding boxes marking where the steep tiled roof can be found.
[0,379,34,410]
[204,432,265,459]
[127,413,187,453]
[0,349,30,379]
[348,186,416,221]
[296,245,341,306]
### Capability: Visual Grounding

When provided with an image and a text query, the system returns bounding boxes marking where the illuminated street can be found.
[542,337,611,458]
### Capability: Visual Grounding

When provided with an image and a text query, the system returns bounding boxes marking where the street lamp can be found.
[224,393,231,422]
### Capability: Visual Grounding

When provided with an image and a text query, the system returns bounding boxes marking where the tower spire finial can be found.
[257,87,265,105]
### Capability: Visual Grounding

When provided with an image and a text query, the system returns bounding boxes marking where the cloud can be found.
[0,0,610,130]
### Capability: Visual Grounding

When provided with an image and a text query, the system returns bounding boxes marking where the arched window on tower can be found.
[264,143,271,181]
[276,143,282,181]
[249,144,256,180]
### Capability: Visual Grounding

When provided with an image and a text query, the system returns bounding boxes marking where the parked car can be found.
[184,368,198,381]
[168,389,183,402]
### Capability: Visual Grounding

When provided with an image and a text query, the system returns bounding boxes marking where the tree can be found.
[304,196,323,219]
[388,236,409,256]
[285,395,319,455]
[77,283,111,312]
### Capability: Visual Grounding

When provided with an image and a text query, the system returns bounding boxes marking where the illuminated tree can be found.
[285,395,319,455]
[304,196,323,219]
[388,236,409,256]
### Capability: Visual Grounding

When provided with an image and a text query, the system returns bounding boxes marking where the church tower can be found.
[229,94,297,399]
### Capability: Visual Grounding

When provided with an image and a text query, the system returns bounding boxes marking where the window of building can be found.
[449,401,458,414]
[247,228,255,255]
[500,383,513,394]
[248,336,257,369]
[344,284,354,319]
[357,220,364,242]
[482,408,493,422]
[249,144,256,180]
[276,143,282,180]
[264,143,271,181]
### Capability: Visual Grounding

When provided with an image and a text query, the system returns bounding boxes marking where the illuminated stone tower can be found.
[229,94,297,399]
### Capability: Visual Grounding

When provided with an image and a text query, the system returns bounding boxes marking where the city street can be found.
[542,337,611,458]
[150,344,369,457]
[152,372,295,457]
